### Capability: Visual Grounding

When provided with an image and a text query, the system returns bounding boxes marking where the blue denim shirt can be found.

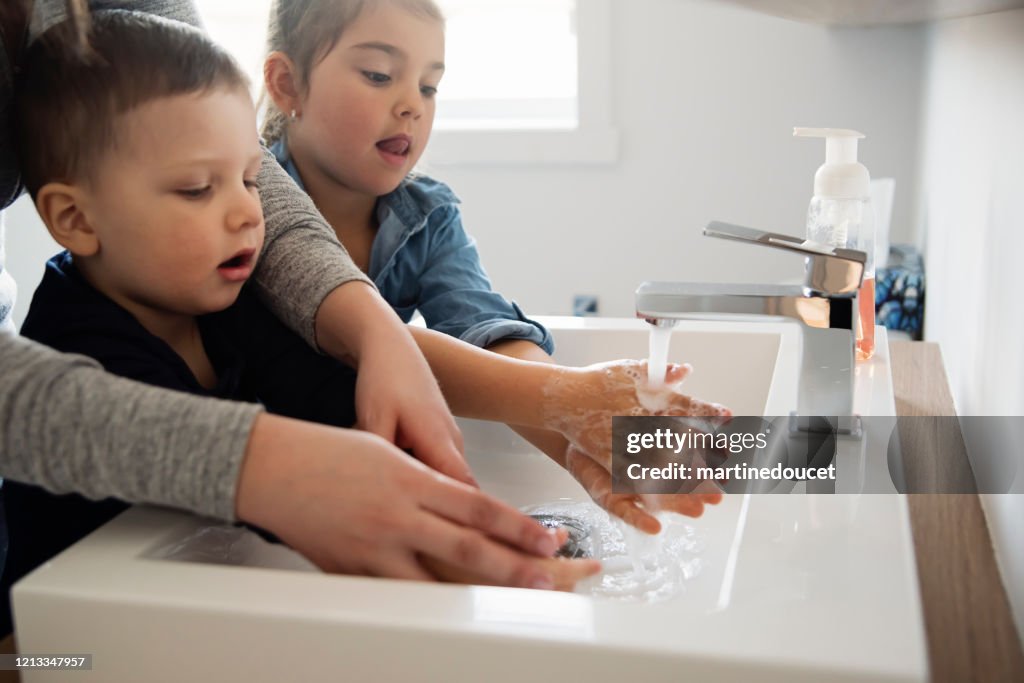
[271,140,553,353]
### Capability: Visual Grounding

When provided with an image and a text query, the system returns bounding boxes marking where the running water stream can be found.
[646,324,673,386]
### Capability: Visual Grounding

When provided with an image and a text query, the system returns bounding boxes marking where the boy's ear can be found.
[264,51,303,116]
[34,182,100,257]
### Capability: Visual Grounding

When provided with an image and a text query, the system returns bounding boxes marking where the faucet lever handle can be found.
[704,221,866,265]
[704,221,866,296]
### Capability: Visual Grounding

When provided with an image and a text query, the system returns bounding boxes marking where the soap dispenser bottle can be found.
[794,127,877,361]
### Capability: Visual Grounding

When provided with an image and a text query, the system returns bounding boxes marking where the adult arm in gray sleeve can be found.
[0,332,261,520]
[251,147,372,348]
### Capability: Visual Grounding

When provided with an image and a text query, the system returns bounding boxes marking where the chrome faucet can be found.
[636,221,867,425]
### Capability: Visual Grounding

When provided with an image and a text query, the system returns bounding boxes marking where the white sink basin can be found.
[12,318,926,683]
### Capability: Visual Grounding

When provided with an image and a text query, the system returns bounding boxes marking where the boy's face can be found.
[292,3,445,197]
[80,88,265,319]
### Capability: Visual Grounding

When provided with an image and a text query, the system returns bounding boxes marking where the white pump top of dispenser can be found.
[794,127,870,199]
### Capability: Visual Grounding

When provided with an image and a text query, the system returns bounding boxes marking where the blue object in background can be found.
[573,295,599,316]
[875,244,925,340]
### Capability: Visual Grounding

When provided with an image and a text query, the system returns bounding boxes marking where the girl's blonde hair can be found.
[260,0,443,144]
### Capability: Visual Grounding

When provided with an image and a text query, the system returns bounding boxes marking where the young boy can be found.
[2,11,361,605]
[4,12,601,603]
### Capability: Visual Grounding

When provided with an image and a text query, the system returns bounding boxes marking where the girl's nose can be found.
[394,87,424,120]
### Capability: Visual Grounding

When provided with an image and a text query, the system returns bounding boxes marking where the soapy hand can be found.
[542,360,731,533]
[566,445,724,534]
[542,360,731,471]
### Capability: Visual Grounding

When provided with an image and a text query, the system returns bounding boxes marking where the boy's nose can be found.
[227,186,262,232]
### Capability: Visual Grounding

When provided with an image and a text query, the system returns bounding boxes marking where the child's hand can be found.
[566,445,723,534]
[422,536,602,592]
[314,284,475,486]
[542,360,731,472]
[539,359,730,534]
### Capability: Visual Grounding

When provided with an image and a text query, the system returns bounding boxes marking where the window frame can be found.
[428,0,618,165]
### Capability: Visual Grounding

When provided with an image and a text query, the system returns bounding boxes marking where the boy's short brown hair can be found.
[15,12,250,197]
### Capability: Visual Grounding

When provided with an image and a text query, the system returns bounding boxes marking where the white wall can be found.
[3,195,58,331]
[5,0,928,325]
[917,7,1024,643]
[429,0,927,317]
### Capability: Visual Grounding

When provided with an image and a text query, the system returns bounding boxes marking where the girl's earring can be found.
[289,109,300,121]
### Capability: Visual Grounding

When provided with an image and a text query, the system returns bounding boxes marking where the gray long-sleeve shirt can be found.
[0,0,371,520]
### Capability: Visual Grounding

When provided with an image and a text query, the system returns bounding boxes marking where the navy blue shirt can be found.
[2,251,357,600]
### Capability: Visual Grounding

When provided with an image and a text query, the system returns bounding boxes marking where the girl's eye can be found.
[420,85,438,98]
[244,178,260,191]
[177,186,211,199]
[362,71,391,84]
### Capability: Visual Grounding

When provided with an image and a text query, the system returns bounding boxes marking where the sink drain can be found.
[529,514,591,559]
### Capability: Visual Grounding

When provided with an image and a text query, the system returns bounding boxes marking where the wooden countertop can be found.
[890,341,1024,682]
[2,341,1021,682]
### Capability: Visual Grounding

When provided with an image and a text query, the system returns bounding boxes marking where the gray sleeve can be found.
[253,146,373,349]
[0,332,261,521]
[87,0,200,24]
[32,1,202,39]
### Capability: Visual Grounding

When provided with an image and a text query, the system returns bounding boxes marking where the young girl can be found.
[261,0,552,360]
[260,0,726,537]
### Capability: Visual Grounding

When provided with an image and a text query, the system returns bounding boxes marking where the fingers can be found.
[641,489,726,519]
[566,446,611,496]
[423,479,561,559]
[663,362,693,384]
[544,557,603,592]
[411,514,558,590]
[663,393,732,418]
[608,496,662,534]
[568,446,662,534]
[364,405,477,487]
[357,410,398,444]
[369,551,437,582]
[423,549,601,592]
[644,494,705,518]
[408,436,478,487]
[398,410,475,485]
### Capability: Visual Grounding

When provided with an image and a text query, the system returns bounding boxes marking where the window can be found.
[198,0,616,165]
[197,0,273,97]
[431,0,617,164]
[434,0,578,131]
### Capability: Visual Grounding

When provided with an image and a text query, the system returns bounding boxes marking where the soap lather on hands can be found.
[543,360,732,534]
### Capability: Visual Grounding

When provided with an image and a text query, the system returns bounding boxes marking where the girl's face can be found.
[291,3,445,198]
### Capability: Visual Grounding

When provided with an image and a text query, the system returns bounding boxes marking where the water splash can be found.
[524,500,704,602]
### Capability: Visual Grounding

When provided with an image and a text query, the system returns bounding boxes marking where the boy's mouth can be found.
[218,248,257,282]
[376,135,412,162]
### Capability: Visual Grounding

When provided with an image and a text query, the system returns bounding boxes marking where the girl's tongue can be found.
[377,137,410,155]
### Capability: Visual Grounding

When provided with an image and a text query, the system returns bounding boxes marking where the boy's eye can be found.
[244,178,260,191]
[177,186,211,199]
[362,70,391,85]
[420,85,438,98]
